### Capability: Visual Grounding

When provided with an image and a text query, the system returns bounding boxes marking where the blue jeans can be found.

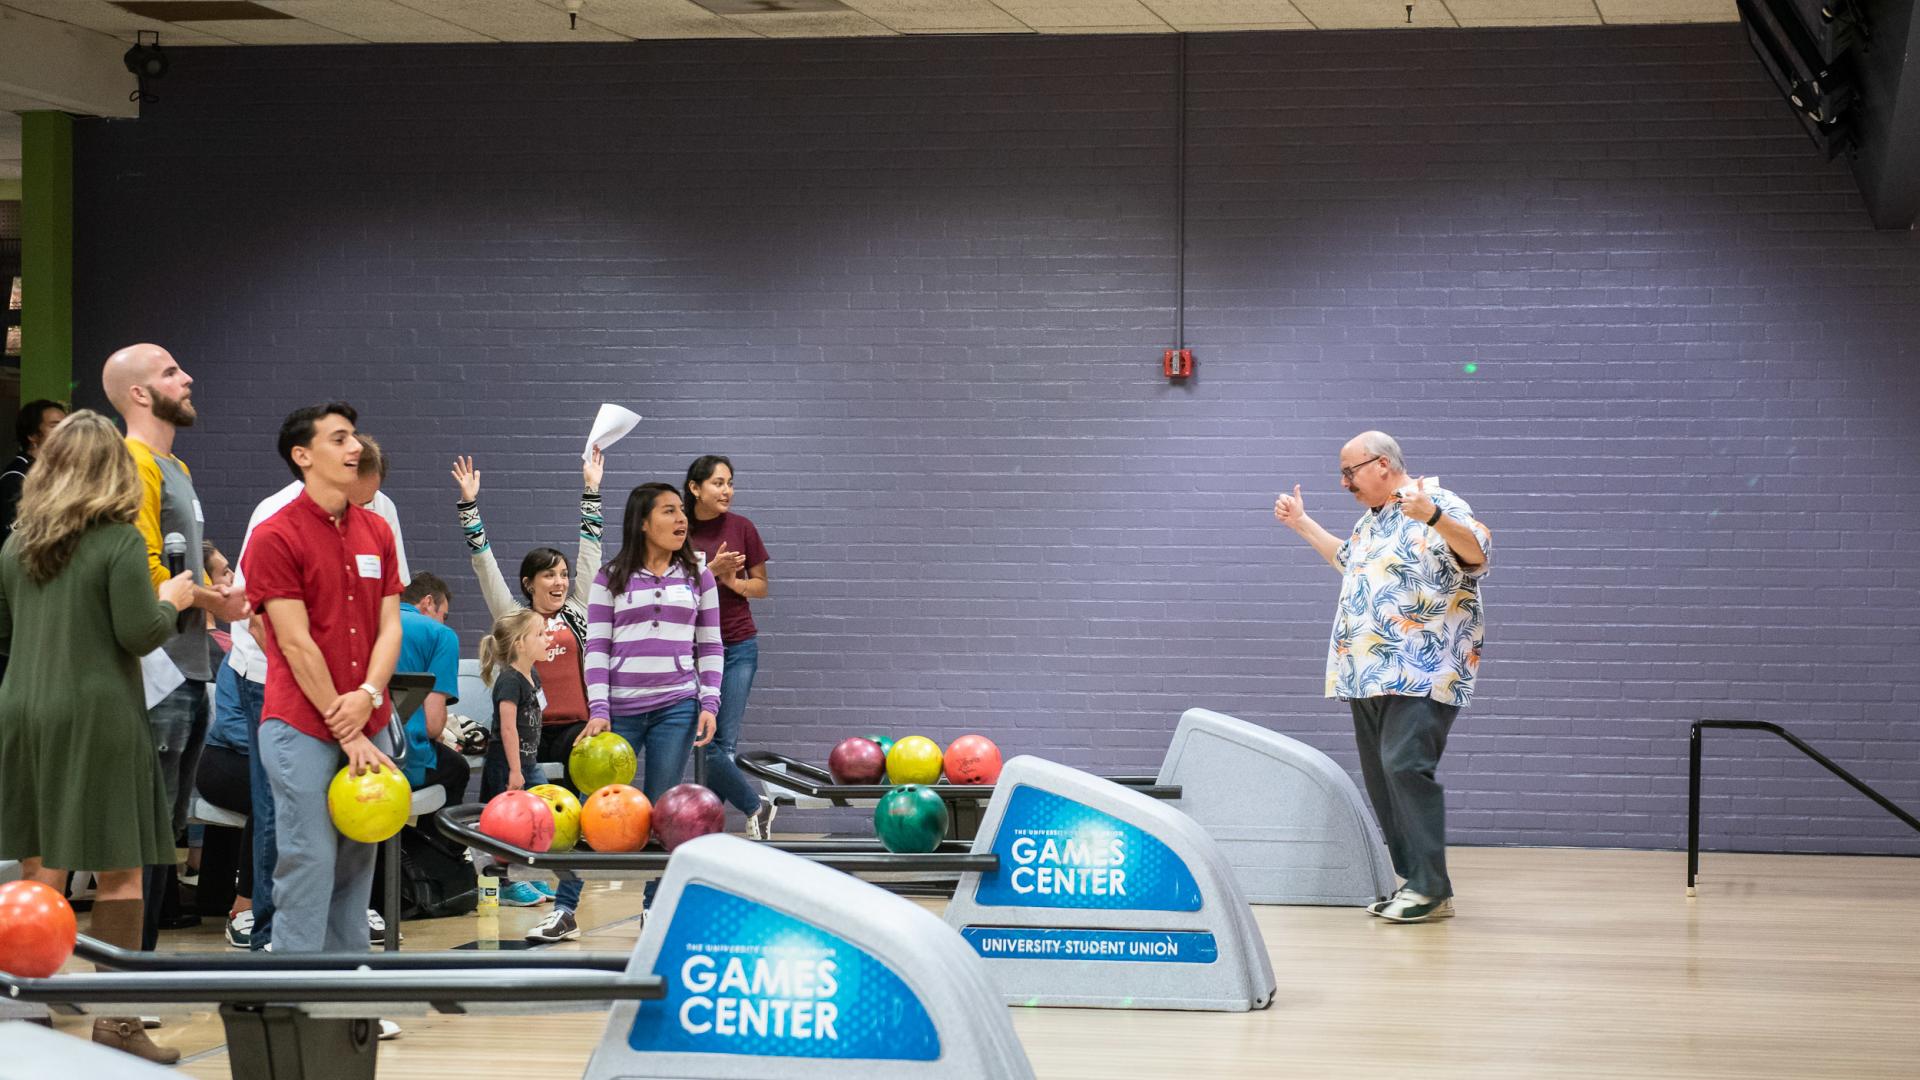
[229,667,276,949]
[703,638,761,815]
[613,697,700,803]
[555,699,698,914]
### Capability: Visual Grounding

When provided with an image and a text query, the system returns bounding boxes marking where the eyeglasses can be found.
[1340,456,1383,484]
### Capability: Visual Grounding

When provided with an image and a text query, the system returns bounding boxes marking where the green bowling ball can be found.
[864,733,895,757]
[874,785,949,854]
[569,732,638,795]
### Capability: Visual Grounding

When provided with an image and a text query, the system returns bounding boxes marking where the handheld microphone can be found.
[163,532,191,631]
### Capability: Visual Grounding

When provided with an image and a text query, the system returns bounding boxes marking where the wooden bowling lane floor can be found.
[39,847,1918,1079]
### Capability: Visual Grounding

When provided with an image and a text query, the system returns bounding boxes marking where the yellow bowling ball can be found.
[528,783,583,852]
[886,735,945,786]
[569,732,638,795]
[326,764,411,844]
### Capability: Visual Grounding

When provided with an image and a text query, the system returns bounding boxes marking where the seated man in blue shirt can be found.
[397,572,469,808]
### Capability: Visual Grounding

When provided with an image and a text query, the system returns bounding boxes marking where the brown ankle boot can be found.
[93,1016,182,1064]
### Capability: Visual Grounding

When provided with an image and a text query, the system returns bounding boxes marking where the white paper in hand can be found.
[1394,475,1442,500]
[141,648,186,710]
[584,403,642,461]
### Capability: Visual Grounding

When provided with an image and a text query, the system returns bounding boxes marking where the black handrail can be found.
[1688,719,1920,894]
[3,970,663,1008]
[436,804,998,876]
[73,934,629,972]
[735,750,1181,803]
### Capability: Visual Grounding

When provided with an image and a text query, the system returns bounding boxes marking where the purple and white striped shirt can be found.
[585,560,723,722]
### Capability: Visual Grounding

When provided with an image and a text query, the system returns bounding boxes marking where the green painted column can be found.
[20,111,73,405]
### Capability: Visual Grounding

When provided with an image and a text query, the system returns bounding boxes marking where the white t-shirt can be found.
[226,481,411,684]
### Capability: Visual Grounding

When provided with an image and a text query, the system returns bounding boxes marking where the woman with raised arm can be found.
[450,448,603,941]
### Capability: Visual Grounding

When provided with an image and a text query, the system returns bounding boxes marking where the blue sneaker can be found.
[500,881,548,907]
[529,881,557,899]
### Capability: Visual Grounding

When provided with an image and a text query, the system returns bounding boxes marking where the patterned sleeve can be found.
[1436,492,1492,579]
[457,498,521,622]
[693,567,723,717]
[569,489,604,610]
[584,570,614,723]
[1333,518,1362,573]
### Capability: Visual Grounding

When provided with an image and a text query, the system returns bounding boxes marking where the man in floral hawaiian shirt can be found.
[1274,431,1491,923]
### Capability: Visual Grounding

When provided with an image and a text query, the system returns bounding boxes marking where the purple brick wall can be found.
[68,25,1920,854]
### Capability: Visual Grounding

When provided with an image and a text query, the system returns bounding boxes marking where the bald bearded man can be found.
[1274,431,1492,924]
[104,343,250,948]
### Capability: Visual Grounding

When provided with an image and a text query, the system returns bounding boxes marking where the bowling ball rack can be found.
[734,749,1183,840]
[440,803,997,896]
[4,935,659,1080]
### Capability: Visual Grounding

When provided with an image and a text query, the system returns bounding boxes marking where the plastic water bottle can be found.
[477,870,500,914]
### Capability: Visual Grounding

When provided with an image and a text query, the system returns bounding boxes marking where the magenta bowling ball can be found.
[652,783,727,851]
[828,736,888,785]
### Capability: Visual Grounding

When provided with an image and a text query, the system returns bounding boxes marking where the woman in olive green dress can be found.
[0,409,193,1063]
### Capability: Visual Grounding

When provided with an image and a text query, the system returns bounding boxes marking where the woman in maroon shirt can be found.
[684,455,775,839]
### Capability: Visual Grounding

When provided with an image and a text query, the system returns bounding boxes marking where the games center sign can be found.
[628,883,942,1061]
[974,786,1203,911]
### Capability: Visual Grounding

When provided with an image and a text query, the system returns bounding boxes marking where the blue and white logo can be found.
[627,883,941,1061]
[974,785,1203,911]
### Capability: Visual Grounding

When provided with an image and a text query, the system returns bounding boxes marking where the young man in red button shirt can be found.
[241,402,404,953]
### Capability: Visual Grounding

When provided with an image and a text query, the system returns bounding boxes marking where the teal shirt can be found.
[397,601,462,786]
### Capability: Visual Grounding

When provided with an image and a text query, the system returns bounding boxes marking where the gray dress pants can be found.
[259,719,398,953]
[1349,694,1460,900]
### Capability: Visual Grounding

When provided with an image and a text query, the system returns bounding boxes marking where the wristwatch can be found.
[359,682,384,708]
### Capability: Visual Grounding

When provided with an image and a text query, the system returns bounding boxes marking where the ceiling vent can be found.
[112,2,295,22]
[687,0,850,14]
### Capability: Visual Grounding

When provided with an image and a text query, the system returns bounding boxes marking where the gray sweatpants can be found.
[260,719,398,953]
[1349,694,1460,900]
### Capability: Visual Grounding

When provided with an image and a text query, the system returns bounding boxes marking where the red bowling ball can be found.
[828,736,888,785]
[0,880,77,978]
[652,783,727,851]
[479,789,556,852]
[943,734,1003,785]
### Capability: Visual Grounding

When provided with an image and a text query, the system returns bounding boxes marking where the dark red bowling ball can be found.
[828,736,888,784]
[652,783,727,851]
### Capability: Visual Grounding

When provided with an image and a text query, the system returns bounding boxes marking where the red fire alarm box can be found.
[1164,348,1193,379]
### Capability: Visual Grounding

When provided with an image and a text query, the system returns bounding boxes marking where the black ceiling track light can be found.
[123,30,168,104]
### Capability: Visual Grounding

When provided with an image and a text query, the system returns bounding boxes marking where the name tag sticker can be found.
[356,554,382,579]
[536,689,549,710]
[193,499,205,524]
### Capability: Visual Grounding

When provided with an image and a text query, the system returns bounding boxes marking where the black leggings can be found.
[194,743,252,915]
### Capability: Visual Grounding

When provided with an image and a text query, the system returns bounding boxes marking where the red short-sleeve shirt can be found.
[241,490,403,741]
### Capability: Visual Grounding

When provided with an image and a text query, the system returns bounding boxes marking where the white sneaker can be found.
[746,799,778,841]
[377,1019,401,1041]
[367,908,404,944]
[1367,887,1409,917]
[225,909,255,948]
[525,908,580,943]
[1374,891,1456,924]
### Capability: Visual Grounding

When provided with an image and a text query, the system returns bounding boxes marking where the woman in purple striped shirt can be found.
[581,483,720,801]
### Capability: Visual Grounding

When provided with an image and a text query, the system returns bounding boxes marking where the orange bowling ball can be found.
[580,783,653,852]
[0,880,77,978]
[943,734,1003,785]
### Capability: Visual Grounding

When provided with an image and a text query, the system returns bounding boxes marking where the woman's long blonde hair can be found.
[12,410,141,584]
[479,607,545,686]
